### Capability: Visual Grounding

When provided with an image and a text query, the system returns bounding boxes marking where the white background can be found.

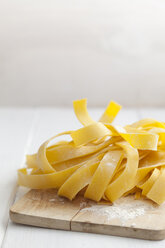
[1,2,165,247]
[1,0,165,107]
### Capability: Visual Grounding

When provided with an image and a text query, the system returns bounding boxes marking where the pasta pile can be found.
[18,99,165,205]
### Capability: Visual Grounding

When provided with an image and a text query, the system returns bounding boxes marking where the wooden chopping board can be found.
[10,189,165,240]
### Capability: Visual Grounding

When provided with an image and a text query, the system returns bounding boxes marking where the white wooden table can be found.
[1,107,165,248]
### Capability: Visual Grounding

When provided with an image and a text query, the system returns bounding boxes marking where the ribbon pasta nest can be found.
[18,99,165,205]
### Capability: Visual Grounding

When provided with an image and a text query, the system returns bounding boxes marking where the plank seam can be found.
[70,204,86,231]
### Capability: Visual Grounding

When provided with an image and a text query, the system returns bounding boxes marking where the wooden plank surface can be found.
[10,189,165,240]
[10,189,84,231]
[1,108,165,248]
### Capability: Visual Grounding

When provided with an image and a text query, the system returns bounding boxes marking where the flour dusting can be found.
[81,196,156,225]
[49,195,65,203]
[80,201,88,208]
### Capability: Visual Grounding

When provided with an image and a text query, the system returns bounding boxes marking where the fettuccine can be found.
[18,99,165,205]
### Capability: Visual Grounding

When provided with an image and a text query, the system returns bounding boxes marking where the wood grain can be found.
[10,189,85,231]
[10,189,165,240]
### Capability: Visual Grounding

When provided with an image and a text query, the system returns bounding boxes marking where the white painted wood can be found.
[0,108,36,246]
[139,108,165,122]
[3,222,165,248]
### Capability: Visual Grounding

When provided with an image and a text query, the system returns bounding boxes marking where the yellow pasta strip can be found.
[71,122,111,146]
[131,118,165,129]
[99,101,122,124]
[27,139,113,169]
[138,168,160,196]
[135,166,162,185]
[52,146,109,171]
[111,165,157,197]
[138,150,150,160]
[73,98,95,126]
[139,151,165,167]
[149,128,165,148]
[58,158,100,200]
[105,142,139,202]
[18,163,81,189]
[17,98,165,205]
[135,190,141,200]
[113,125,159,150]
[120,133,158,151]
[26,154,38,168]
[84,150,123,202]
[46,138,113,164]
[147,168,165,204]
[123,187,137,197]
[37,131,71,173]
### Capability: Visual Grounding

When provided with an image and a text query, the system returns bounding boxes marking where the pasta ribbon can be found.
[105,142,139,202]
[147,168,165,204]
[138,168,160,196]
[17,99,165,205]
[99,101,122,124]
[84,150,124,202]
[58,157,100,200]
[71,123,111,146]
[73,99,95,126]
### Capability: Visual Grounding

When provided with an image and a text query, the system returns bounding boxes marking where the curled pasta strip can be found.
[18,99,165,205]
